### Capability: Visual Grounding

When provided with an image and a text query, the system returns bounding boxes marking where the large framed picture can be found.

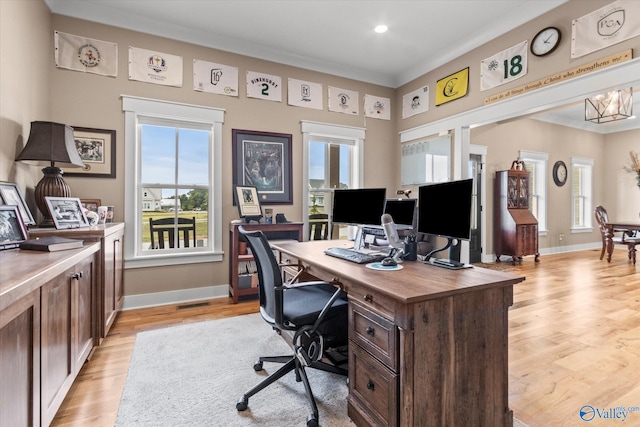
[234,185,263,221]
[45,196,90,229]
[0,205,28,250]
[232,129,292,204]
[65,127,116,178]
[0,181,35,226]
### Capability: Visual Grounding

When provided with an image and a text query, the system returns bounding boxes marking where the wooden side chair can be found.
[308,213,329,240]
[149,217,196,249]
[594,205,640,264]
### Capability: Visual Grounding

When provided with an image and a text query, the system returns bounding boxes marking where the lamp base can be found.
[35,166,70,227]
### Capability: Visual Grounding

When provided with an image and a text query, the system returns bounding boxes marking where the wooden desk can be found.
[605,222,640,262]
[272,239,525,427]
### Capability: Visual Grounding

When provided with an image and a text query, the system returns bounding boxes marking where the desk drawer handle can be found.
[71,272,83,280]
[364,294,373,303]
[365,326,375,336]
[366,380,375,391]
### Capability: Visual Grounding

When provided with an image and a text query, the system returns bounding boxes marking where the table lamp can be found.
[15,121,85,227]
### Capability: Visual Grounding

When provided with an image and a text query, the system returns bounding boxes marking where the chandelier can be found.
[585,88,633,123]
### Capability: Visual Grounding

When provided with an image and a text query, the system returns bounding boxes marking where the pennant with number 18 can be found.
[480,41,528,91]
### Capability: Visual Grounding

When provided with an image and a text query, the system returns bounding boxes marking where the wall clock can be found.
[552,160,567,187]
[531,26,561,57]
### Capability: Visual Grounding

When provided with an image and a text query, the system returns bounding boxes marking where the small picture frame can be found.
[0,205,28,250]
[234,185,263,222]
[0,182,35,226]
[45,196,90,229]
[80,199,101,213]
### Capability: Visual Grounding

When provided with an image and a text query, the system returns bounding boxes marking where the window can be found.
[519,150,548,233]
[401,135,450,185]
[122,96,224,268]
[571,157,594,232]
[301,121,364,239]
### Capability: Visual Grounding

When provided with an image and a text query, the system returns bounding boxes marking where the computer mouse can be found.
[381,257,397,267]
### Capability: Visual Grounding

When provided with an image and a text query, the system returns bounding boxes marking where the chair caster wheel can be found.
[306,414,318,427]
[236,396,248,411]
[253,360,263,371]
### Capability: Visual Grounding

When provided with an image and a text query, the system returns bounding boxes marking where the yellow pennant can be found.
[435,67,469,106]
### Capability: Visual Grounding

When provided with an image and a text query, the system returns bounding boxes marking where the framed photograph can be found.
[232,129,292,204]
[234,185,263,219]
[80,199,101,213]
[0,182,35,226]
[0,206,28,250]
[45,196,90,229]
[65,127,116,178]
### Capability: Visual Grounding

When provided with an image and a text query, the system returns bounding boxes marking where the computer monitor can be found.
[331,188,386,226]
[383,198,417,230]
[418,179,473,242]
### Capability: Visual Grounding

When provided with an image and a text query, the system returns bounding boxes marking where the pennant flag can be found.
[436,67,470,105]
[246,71,282,102]
[54,31,117,77]
[193,59,238,96]
[572,0,640,58]
[364,94,391,120]
[402,85,429,118]
[480,42,528,91]
[288,78,322,109]
[328,86,359,115]
[129,46,183,87]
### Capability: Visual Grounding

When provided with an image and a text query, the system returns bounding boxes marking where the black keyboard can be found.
[324,247,386,264]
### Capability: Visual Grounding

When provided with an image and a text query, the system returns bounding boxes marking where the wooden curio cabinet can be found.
[494,163,540,264]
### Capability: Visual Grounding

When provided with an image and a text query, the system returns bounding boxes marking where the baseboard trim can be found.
[122,284,229,310]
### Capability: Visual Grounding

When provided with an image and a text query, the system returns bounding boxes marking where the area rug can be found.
[116,313,529,427]
[115,313,354,427]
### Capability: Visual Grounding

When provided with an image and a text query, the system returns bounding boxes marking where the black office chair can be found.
[236,227,348,427]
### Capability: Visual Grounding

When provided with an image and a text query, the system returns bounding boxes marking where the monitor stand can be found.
[424,237,472,269]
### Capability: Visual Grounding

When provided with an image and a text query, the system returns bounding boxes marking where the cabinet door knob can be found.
[71,271,83,280]
[365,326,375,336]
[364,294,373,303]
[366,380,375,391]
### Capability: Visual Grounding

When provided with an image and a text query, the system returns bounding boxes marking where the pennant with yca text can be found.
[193,59,238,96]
[364,94,391,120]
[402,85,429,119]
[55,31,117,77]
[246,71,282,102]
[288,78,322,109]
[328,86,359,115]
[129,46,183,87]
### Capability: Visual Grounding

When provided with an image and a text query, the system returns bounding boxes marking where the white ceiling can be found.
[44,0,638,133]
[44,0,566,88]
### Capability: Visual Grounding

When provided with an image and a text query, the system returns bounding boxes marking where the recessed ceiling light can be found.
[374,25,388,34]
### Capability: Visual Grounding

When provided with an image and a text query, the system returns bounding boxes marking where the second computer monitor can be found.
[332,188,386,226]
[384,198,417,230]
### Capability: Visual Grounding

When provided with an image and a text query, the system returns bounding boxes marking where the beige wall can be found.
[0,0,52,215]
[2,0,638,302]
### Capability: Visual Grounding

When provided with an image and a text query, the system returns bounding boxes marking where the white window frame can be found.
[570,156,594,233]
[301,121,365,240]
[401,134,450,185]
[122,95,224,268]
[519,150,548,234]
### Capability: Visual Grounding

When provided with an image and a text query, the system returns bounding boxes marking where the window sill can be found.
[125,251,224,269]
[570,227,593,234]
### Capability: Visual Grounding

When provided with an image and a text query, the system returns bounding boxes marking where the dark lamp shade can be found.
[16,121,85,168]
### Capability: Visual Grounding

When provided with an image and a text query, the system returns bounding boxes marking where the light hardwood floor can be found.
[51,249,639,427]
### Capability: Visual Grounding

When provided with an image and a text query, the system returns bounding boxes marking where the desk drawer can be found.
[349,342,398,427]
[349,302,397,370]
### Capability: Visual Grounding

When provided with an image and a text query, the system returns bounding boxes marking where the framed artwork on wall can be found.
[65,127,116,178]
[232,129,292,204]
